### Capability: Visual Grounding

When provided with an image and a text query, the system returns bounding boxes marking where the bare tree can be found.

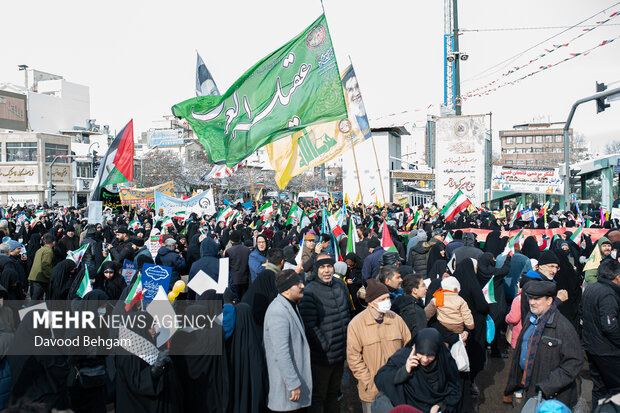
[604,140,620,155]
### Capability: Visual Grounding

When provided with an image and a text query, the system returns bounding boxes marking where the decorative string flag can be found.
[172,14,347,166]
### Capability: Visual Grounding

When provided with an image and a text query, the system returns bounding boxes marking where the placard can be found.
[121,259,137,285]
[140,263,172,303]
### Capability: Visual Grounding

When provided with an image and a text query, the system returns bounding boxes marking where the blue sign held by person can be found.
[141,263,172,303]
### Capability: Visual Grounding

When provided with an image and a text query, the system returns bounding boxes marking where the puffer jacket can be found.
[155,246,185,285]
[581,275,620,356]
[453,232,483,264]
[408,242,430,278]
[299,275,351,365]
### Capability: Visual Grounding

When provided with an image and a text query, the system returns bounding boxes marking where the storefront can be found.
[0,132,74,206]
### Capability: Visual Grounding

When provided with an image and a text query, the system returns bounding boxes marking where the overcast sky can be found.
[2,0,619,152]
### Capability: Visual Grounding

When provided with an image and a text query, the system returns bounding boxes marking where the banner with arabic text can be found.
[491,166,564,195]
[119,181,175,205]
[154,189,216,218]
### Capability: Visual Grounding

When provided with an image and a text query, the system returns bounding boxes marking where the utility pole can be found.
[453,0,461,115]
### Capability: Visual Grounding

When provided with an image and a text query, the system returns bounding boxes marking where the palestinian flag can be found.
[440,190,472,221]
[380,220,398,253]
[124,274,144,312]
[543,234,558,251]
[346,218,359,255]
[509,202,523,227]
[482,276,496,304]
[91,120,134,201]
[77,267,93,298]
[258,201,274,220]
[570,226,583,245]
[67,244,89,266]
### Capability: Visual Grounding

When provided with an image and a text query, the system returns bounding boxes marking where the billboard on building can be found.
[0,90,28,131]
[491,166,564,194]
[435,115,486,207]
[147,129,184,147]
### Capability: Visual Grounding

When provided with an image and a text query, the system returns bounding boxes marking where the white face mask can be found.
[612,251,617,259]
[375,298,391,314]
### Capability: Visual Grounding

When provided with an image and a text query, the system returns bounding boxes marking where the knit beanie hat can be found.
[365,278,389,304]
[538,250,560,266]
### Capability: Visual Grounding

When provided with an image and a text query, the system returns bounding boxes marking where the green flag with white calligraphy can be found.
[172,14,347,166]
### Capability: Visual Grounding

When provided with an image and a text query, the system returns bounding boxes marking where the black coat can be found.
[391,294,427,339]
[225,243,251,285]
[299,276,351,365]
[505,308,584,408]
[581,276,620,356]
[110,240,134,264]
[355,238,370,262]
[408,242,430,279]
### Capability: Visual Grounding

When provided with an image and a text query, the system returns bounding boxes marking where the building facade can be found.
[0,132,74,205]
[499,122,573,167]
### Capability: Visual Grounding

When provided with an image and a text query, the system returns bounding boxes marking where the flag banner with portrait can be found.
[172,14,347,166]
[265,65,371,189]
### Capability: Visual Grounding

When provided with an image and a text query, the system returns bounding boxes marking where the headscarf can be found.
[255,234,269,257]
[521,236,541,260]
[426,242,446,275]
[483,230,503,256]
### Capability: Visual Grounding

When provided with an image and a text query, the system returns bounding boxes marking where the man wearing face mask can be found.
[299,254,351,413]
[347,278,411,413]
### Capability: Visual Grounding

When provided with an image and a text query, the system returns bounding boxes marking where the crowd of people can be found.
[0,197,617,413]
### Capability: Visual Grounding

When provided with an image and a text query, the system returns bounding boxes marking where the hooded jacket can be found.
[155,246,185,285]
[584,236,611,284]
[453,232,483,265]
[408,242,431,279]
[581,275,620,356]
[188,238,220,299]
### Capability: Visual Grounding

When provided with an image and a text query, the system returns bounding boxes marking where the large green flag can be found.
[172,14,347,166]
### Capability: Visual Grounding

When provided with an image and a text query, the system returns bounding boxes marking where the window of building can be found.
[516,159,525,165]
[535,148,544,153]
[525,136,533,144]
[515,136,523,144]
[552,147,563,153]
[535,136,542,143]
[6,142,37,162]
[76,162,92,178]
[555,135,562,143]
[45,143,69,163]
[505,160,513,165]
[526,160,534,165]
[505,136,513,144]
[526,147,533,153]
[545,135,553,143]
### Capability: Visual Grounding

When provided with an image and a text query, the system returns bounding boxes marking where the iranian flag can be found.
[216,206,234,223]
[570,226,583,245]
[381,220,398,253]
[97,254,111,273]
[444,232,454,245]
[286,203,302,226]
[124,274,144,312]
[91,120,134,201]
[509,202,523,227]
[76,267,93,298]
[346,218,359,255]
[34,209,45,219]
[162,216,174,228]
[67,244,89,266]
[258,201,274,220]
[440,190,472,221]
[502,229,524,256]
[482,276,496,304]
[173,211,186,220]
[129,218,141,231]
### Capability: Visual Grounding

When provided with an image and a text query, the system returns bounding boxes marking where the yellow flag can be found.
[355,190,360,204]
[344,193,349,205]
[255,187,263,201]
[265,65,371,189]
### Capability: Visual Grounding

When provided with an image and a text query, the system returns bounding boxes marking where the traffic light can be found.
[596,82,610,113]
[50,184,56,197]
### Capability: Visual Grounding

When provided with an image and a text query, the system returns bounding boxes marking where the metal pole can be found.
[453,0,461,115]
[349,135,366,218]
[245,161,257,205]
[370,137,387,205]
[562,87,620,211]
[488,112,492,203]
[48,155,60,206]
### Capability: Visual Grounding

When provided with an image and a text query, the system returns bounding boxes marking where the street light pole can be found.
[48,155,60,206]
[453,0,462,115]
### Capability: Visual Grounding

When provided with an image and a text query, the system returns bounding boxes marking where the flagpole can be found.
[370,136,387,206]
[245,161,257,205]
[349,135,366,218]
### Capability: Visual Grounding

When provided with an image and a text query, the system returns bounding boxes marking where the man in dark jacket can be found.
[392,274,427,338]
[106,227,134,264]
[155,238,185,286]
[361,237,383,285]
[504,281,584,408]
[55,226,79,264]
[581,259,620,406]
[225,230,251,300]
[355,227,372,262]
[300,254,351,413]
[80,226,104,275]
[407,231,431,279]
